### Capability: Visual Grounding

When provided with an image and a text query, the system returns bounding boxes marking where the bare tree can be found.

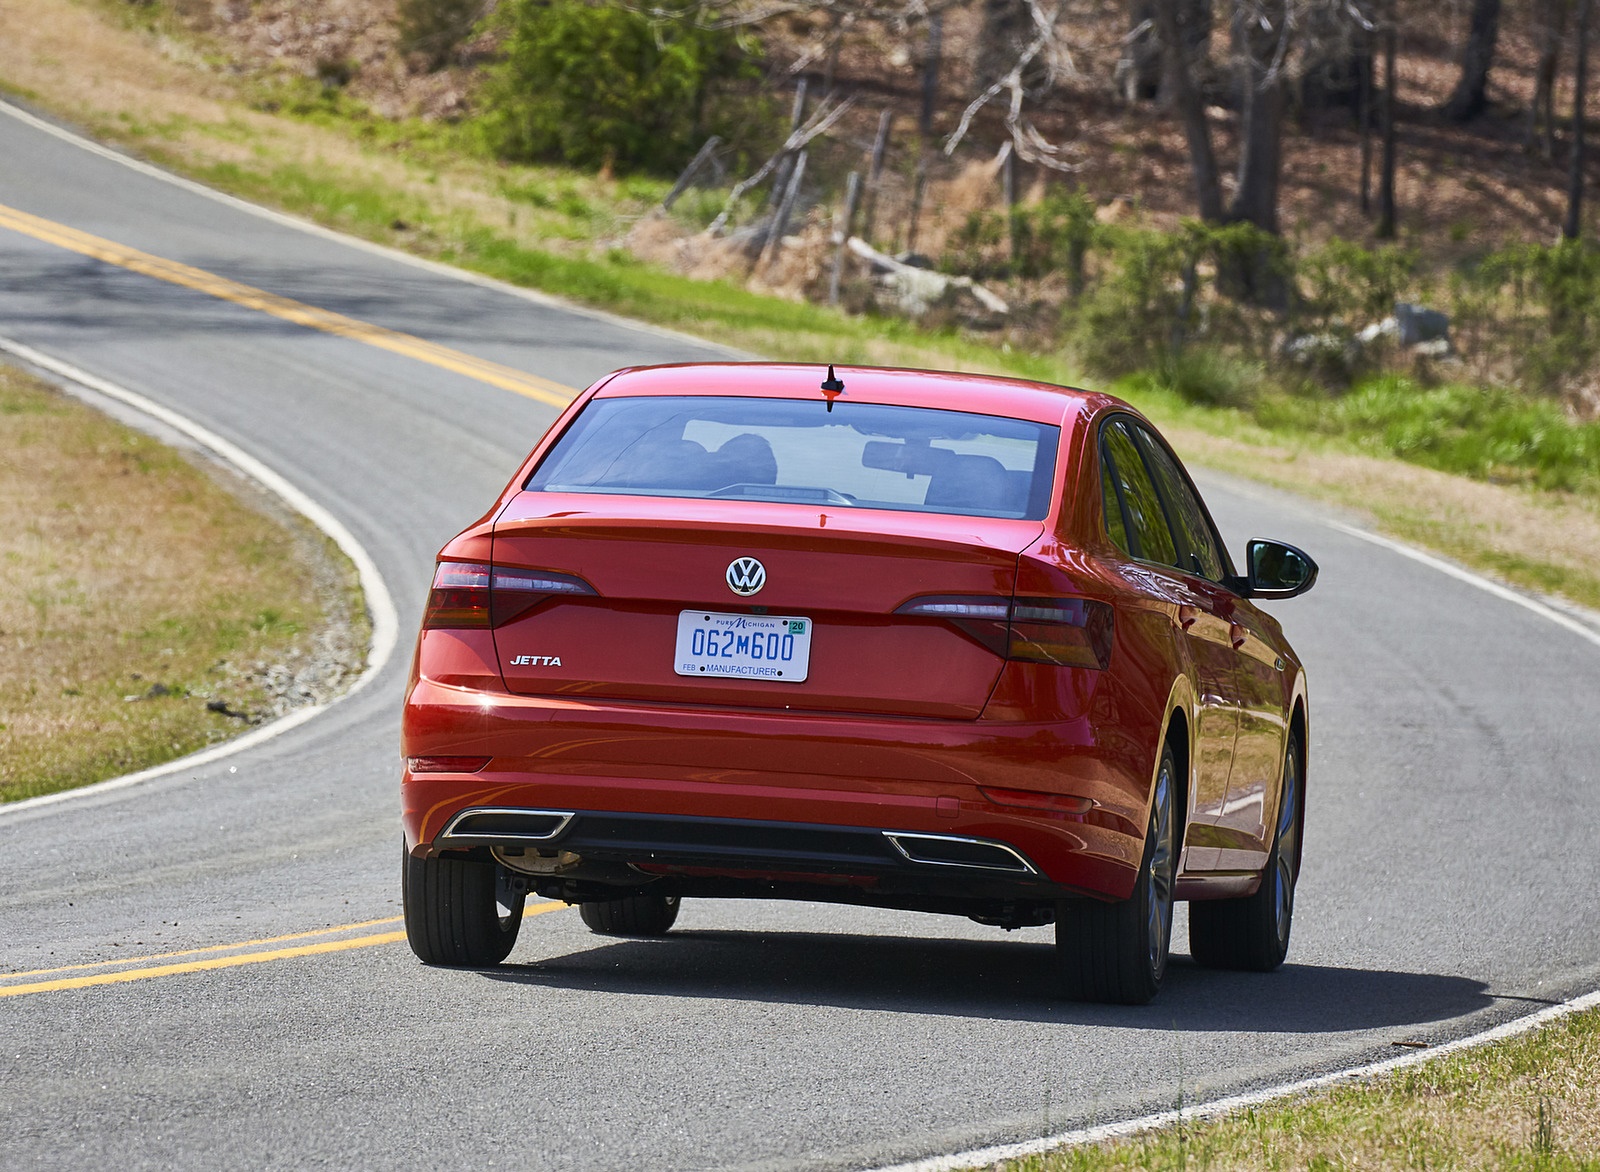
[1123,0,1212,102]
[1157,0,1225,220]
[1377,0,1397,238]
[1228,0,1291,234]
[943,0,1083,170]
[1528,0,1569,158]
[1442,0,1502,122]
[975,0,1034,96]
[1567,0,1592,239]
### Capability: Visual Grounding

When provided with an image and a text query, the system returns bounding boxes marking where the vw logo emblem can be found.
[726,557,767,597]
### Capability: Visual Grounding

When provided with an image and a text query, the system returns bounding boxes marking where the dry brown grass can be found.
[0,363,363,802]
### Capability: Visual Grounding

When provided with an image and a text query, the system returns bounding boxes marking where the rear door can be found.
[1100,418,1240,870]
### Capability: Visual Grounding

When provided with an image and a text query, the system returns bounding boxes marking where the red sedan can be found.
[401,363,1316,1003]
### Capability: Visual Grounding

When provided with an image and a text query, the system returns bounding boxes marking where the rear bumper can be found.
[402,678,1148,901]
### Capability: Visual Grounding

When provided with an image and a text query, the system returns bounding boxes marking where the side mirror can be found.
[1237,539,1318,600]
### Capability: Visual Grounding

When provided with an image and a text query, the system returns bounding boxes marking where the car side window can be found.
[1100,451,1132,555]
[1102,420,1178,567]
[1133,426,1225,581]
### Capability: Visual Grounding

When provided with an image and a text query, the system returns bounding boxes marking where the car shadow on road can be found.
[482,929,1495,1032]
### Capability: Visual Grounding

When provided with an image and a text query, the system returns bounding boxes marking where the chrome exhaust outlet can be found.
[438,807,574,844]
[883,831,1038,874]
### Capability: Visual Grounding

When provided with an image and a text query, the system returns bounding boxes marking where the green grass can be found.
[993,1006,1600,1171]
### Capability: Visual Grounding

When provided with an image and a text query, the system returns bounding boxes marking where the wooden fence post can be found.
[859,109,893,245]
[662,136,723,210]
[1001,141,1019,265]
[905,157,928,255]
[829,170,863,306]
[762,150,809,270]
[768,79,810,209]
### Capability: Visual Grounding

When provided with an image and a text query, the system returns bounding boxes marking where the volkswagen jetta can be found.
[401,363,1317,1003]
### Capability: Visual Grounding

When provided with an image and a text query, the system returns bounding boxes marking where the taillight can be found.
[895,594,1113,669]
[1008,597,1114,668]
[406,755,491,773]
[424,561,491,628]
[422,561,596,629]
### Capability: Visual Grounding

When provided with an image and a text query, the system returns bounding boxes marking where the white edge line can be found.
[868,989,1600,1172]
[9,84,1600,1168]
[0,97,752,361]
[1323,520,1600,651]
[0,336,399,818]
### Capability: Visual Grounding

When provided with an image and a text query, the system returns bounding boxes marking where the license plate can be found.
[674,611,812,682]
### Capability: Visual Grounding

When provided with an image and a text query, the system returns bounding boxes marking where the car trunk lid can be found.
[489,492,1044,718]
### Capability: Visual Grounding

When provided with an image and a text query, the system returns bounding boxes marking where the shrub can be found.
[1296,237,1419,333]
[477,0,756,174]
[397,0,484,70]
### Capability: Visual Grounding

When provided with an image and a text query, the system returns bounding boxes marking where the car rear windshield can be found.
[525,396,1060,520]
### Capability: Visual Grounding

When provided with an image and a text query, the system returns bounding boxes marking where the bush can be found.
[940,191,1100,285]
[1296,237,1418,334]
[1453,240,1600,395]
[1067,220,1282,379]
[397,0,483,70]
[477,0,756,174]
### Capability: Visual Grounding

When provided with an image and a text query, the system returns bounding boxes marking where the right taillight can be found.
[1008,597,1114,668]
[895,594,1113,669]
[422,561,595,629]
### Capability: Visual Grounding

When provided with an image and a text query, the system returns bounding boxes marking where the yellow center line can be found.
[0,914,407,981]
[0,902,566,999]
[0,202,579,409]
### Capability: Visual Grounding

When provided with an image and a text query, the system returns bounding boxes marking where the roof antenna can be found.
[820,364,845,413]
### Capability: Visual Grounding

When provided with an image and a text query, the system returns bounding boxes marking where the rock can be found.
[1357,316,1399,345]
[1282,332,1362,379]
[1394,302,1450,347]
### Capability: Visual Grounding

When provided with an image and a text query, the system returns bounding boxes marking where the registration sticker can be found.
[674,611,812,682]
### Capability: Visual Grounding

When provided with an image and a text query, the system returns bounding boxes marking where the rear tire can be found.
[579,893,680,937]
[1055,742,1177,1005]
[1189,728,1302,972]
[403,845,524,966]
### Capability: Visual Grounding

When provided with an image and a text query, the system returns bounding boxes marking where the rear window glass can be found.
[526,396,1060,520]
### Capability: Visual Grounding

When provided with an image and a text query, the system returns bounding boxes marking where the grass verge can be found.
[990,1005,1600,1171]
[0,362,366,802]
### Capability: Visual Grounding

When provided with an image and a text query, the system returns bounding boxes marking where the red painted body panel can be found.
[400,363,1309,914]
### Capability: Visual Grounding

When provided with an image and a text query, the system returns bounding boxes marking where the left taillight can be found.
[895,594,1114,669]
[422,560,596,629]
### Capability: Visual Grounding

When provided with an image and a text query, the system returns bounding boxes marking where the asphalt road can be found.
[3,101,1600,1172]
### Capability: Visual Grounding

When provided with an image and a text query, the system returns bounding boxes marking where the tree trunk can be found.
[920,12,944,140]
[1528,0,1567,159]
[1359,16,1374,212]
[1442,0,1502,122]
[1123,0,1163,101]
[1228,0,1288,235]
[1377,9,1398,238]
[976,0,1032,97]
[1156,0,1224,220]
[1566,0,1592,239]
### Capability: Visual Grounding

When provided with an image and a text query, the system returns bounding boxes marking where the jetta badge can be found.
[726,557,767,597]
